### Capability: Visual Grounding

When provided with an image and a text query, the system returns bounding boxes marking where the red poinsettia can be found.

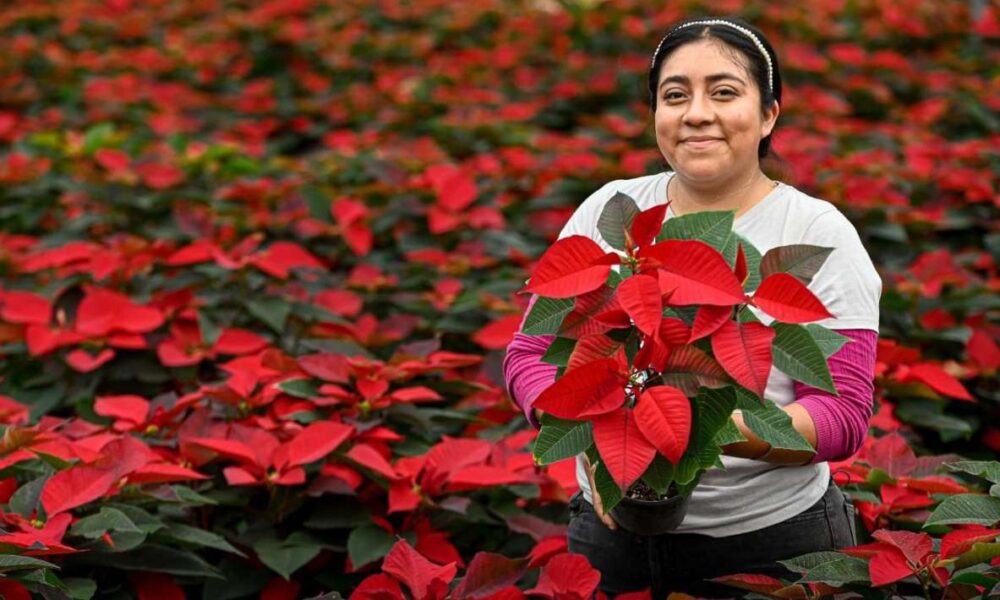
[527,194,838,504]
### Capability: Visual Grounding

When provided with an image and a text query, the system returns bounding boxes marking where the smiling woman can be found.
[503,14,882,599]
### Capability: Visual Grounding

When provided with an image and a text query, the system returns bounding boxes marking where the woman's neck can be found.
[668,170,776,219]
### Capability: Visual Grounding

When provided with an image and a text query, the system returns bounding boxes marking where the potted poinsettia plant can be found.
[524,192,848,535]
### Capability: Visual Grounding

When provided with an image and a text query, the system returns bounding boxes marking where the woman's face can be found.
[654,38,779,187]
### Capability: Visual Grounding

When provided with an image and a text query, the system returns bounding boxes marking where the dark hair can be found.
[647,16,782,160]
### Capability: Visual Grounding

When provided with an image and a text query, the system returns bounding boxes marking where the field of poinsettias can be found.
[0,0,997,598]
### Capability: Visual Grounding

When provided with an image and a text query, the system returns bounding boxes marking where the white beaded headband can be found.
[651,19,774,95]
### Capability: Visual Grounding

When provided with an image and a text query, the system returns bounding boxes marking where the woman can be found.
[502,16,881,599]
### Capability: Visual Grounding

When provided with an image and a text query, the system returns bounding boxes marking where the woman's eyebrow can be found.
[658,72,746,89]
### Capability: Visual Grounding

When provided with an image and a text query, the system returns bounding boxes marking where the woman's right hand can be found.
[582,454,618,530]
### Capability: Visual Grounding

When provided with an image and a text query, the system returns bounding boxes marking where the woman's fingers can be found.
[586,457,617,530]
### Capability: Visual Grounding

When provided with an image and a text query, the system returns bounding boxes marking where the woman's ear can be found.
[761,100,780,138]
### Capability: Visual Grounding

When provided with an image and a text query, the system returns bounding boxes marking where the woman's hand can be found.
[582,454,617,530]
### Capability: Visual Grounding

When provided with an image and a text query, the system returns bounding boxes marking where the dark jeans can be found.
[567,481,858,599]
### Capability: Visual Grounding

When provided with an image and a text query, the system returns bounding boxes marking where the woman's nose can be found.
[683,93,715,125]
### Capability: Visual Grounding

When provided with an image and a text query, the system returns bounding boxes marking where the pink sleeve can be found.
[795,329,878,463]
[502,296,557,429]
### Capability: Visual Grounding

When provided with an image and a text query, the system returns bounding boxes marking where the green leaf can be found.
[657,210,734,253]
[70,507,140,539]
[107,504,164,535]
[253,536,322,580]
[64,578,98,600]
[9,474,48,518]
[276,378,322,399]
[246,296,291,333]
[642,387,738,495]
[588,447,623,514]
[784,553,871,585]
[955,543,1000,569]
[82,123,117,154]
[736,389,814,453]
[735,235,763,292]
[895,401,974,436]
[522,297,574,336]
[714,418,747,446]
[642,454,675,495]
[347,524,395,569]
[541,337,576,367]
[202,558,273,600]
[597,192,640,251]
[945,461,1000,484]
[759,245,834,285]
[159,523,245,557]
[90,544,224,579]
[771,323,837,394]
[924,495,1000,527]
[534,414,593,465]
[779,551,850,573]
[0,555,57,572]
[197,309,222,346]
[803,324,849,358]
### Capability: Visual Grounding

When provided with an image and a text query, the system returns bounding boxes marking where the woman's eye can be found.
[715,88,737,97]
[662,91,685,101]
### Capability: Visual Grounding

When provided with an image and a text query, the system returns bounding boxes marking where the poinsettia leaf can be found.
[527,553,601,599]
[540,337,575,367]
[656,210,734,253]
[944,461,1000,484]
[534,414,593,465]
[641,386,737,494]
[953,542,1000,569]
[736,235,763,292]
[803,324,850,358]
[711,320,774,398]
[752,273,833,323]
[41,465,119,516]
[347,524,395,569]
[245,297,291,334]
[524,236,616,298]
[734,242,748,284]
[709,573,786,594]
[382,539,457,600]
[924,494,1000,527]
[782,553,870,586]
[714,418,747,446]
[631,203,669,248]
[868,545,914,587]
[866,432,916,478]
[735,389,814,453]
[253,536,322,580]
[689,305,732,343]
[597,192,640,251]
[522,297,574,336]
[939,528,1000,559]
[634,386,691,464]
[872,529,933,564]
[591,407,657,492]
[587,446,623,514]
[616,274,662,337]
[771,323,837,394]
[641,240,745,306]
[656,346,730,396]
[759,245,834,285]
[533,358,625,419]
[566,333,623,372]
[274,420,354,470]
[452,552,529,599]
[559,285,622,338]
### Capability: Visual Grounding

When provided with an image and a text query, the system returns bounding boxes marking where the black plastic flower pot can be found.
[610,491,691,536]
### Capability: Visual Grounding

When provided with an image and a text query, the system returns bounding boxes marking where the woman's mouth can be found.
[682,137,722,149]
